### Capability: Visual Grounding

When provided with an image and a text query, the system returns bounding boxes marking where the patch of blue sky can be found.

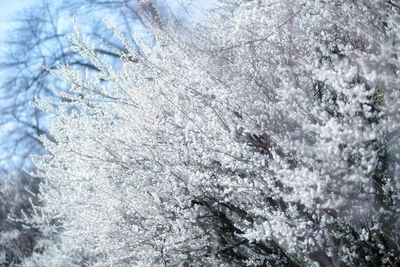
[0,0,38,40]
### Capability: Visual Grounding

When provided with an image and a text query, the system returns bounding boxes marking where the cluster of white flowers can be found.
[23,0,400,266]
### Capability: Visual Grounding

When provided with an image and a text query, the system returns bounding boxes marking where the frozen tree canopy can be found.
[9,0,400,266]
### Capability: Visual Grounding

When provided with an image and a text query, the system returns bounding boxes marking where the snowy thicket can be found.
[25,0,400,266]
[0,173,41,265]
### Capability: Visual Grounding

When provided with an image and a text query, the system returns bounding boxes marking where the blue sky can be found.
[0,0,36,39]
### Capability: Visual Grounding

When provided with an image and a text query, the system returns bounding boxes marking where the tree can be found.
[0,0,165,173]
[0,173,41,266]
[0,0,168,264]
[25,0,400,266]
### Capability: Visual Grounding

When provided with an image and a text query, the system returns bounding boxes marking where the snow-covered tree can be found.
[0,0,165,172]
[0,173,41,266]
[26,0,400,266]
